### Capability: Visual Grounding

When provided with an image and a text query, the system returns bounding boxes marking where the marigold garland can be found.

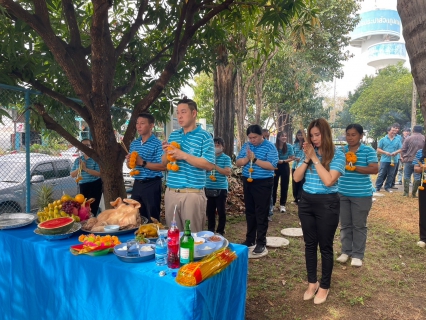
[247,155,254,182]
[128,151,140,176]
[167,141,181,171]
[75,161,83,183]
[390,156,395,167]
[345,151,357,171]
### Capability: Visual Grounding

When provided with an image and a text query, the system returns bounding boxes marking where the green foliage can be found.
[192,73,214,124]
[351,63,413,139]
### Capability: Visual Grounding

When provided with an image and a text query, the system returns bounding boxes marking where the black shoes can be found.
[252,244,266,254]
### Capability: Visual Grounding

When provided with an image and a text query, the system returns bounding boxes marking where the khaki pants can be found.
[164,188,207,232]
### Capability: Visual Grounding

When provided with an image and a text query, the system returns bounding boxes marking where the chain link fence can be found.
[0,84,80,214]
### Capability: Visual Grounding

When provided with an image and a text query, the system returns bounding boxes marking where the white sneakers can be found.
[351,258,363,267]
[280,206,286,213]
[336,254,349,263]
[417,241,426,248]
[336,254,362,267]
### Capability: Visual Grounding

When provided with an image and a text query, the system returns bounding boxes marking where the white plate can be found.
[0,213,36,229]
[194,238,229,260]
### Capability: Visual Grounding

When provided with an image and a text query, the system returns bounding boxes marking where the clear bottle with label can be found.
[179,219,194,266]
[155,231,168,266]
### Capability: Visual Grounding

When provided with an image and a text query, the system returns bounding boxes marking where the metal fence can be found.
[0,84,79,214]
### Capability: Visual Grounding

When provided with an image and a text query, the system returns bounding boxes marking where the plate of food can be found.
[194,235,229,260]
[0,213,36,230]
[34,223,82,241]
[134,218,167,242]
[80,197,148,234]
[113,243,155,263]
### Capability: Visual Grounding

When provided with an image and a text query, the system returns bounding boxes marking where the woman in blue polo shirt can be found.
[236,125,278,255]
[292,130,305,204]
[205,137,232,235]
[70,139,102,215]
[336,124,378,268]
[293,118,345,305]
[273,132,294,213]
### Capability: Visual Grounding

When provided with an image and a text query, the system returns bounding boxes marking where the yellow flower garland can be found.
[166,141,181,171]
[345,151,357,171]
[128,151,140,176]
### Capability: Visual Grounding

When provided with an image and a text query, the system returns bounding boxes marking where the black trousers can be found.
[79,178,103,216]
[273,162,290,205]
[243,177,274,246]
[298,191,340,289]
[418,187,426,241]
[206,190,228,234]
[131,177,162,222]
[292,169,305,203]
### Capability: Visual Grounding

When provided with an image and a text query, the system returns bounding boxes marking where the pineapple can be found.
[35,185,54,211]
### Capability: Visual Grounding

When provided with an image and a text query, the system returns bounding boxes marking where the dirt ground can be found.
[224,184,426,320]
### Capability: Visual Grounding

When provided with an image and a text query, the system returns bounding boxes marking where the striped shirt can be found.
[237,140,278,179]
[205,153,232,190]
[338,144,378,197]
[277,143,295,160]
[299,148,346,194]
[71,156,100,184]
[129,135,163,180]
[292,142,304,169]
[166,125,215,189]
[412,149,423,180]
[378,135,402,162]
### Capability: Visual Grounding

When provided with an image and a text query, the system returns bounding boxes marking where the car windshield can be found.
[0,161,26,182]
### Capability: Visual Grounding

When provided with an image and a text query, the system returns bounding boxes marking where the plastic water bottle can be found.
[155,232,168,266]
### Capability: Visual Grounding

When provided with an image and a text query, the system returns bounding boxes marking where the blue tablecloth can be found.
[0,224,248,320]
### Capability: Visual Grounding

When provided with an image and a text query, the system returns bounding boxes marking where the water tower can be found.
[349,9,406,70]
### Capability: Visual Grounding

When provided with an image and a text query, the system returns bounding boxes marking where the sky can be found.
[333,0,409,97]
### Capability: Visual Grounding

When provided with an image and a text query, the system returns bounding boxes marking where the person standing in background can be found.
[126,113,165,222]
[205,137,232,235]
[397,128,411,185]
[292,130,305,205]
[70,139,102,215]
[273,132,294,213]
[262,129,274,221]
[391,123,401,189]
[375,127,402,192]
[401,126,424,197]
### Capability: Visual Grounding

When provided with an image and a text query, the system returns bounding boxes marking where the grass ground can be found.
[224,182,426,320]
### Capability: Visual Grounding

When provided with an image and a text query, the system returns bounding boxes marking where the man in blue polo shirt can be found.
[126,113,166,222]
[376,126,402,192]
[162,98,215,232]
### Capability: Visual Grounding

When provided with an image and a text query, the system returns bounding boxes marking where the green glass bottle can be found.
[180,219,194,266]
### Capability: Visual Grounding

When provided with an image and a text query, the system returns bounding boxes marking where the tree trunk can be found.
[397,0,426,126]
[213,46,236,157]
[235,67,248,152]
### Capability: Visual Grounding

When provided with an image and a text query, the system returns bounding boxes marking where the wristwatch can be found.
[141,160,147,167]
[253,158,258,163]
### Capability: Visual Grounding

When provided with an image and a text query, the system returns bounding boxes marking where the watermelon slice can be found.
[38,217,75,235]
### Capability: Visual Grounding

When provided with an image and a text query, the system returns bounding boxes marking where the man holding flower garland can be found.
[126,113,165,222]
[162,98,215,232]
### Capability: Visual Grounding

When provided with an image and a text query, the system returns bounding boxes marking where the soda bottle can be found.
[155,231,168,266]
[167,208,180,269]
[179,219,194,266]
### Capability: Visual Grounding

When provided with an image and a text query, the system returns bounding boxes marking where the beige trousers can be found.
[164,188,207,232]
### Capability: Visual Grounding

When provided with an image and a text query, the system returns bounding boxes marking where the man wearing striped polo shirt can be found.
[162,98,215,232]
[127,113,166,222]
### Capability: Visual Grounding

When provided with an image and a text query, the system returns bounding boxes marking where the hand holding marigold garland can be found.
[390,156,395,167]
[166,141,181,171]
[345,151,357,171]
[247,157,254,182]
[128,151,140,176]
[209,166,217,181]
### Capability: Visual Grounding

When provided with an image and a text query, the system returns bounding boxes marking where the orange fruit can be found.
[75,194,85,204]
[61,194,71,203]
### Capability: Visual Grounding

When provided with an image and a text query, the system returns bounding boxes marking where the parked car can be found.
[59,147,80,164]
[0,153,78,213]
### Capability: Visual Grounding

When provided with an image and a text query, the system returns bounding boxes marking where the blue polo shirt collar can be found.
[178,124,202,135]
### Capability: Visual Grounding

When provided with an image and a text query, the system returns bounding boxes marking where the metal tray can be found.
[34,223,82,241]
[0,213,36,230]
[81,216,148,235]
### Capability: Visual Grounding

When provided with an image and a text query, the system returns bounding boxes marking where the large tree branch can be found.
[111,70,136,104]
[115,0,148,58]
[61,0,82,47]
[32,103,99,162]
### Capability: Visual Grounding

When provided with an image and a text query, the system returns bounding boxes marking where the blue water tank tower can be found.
[349,9,406,70]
